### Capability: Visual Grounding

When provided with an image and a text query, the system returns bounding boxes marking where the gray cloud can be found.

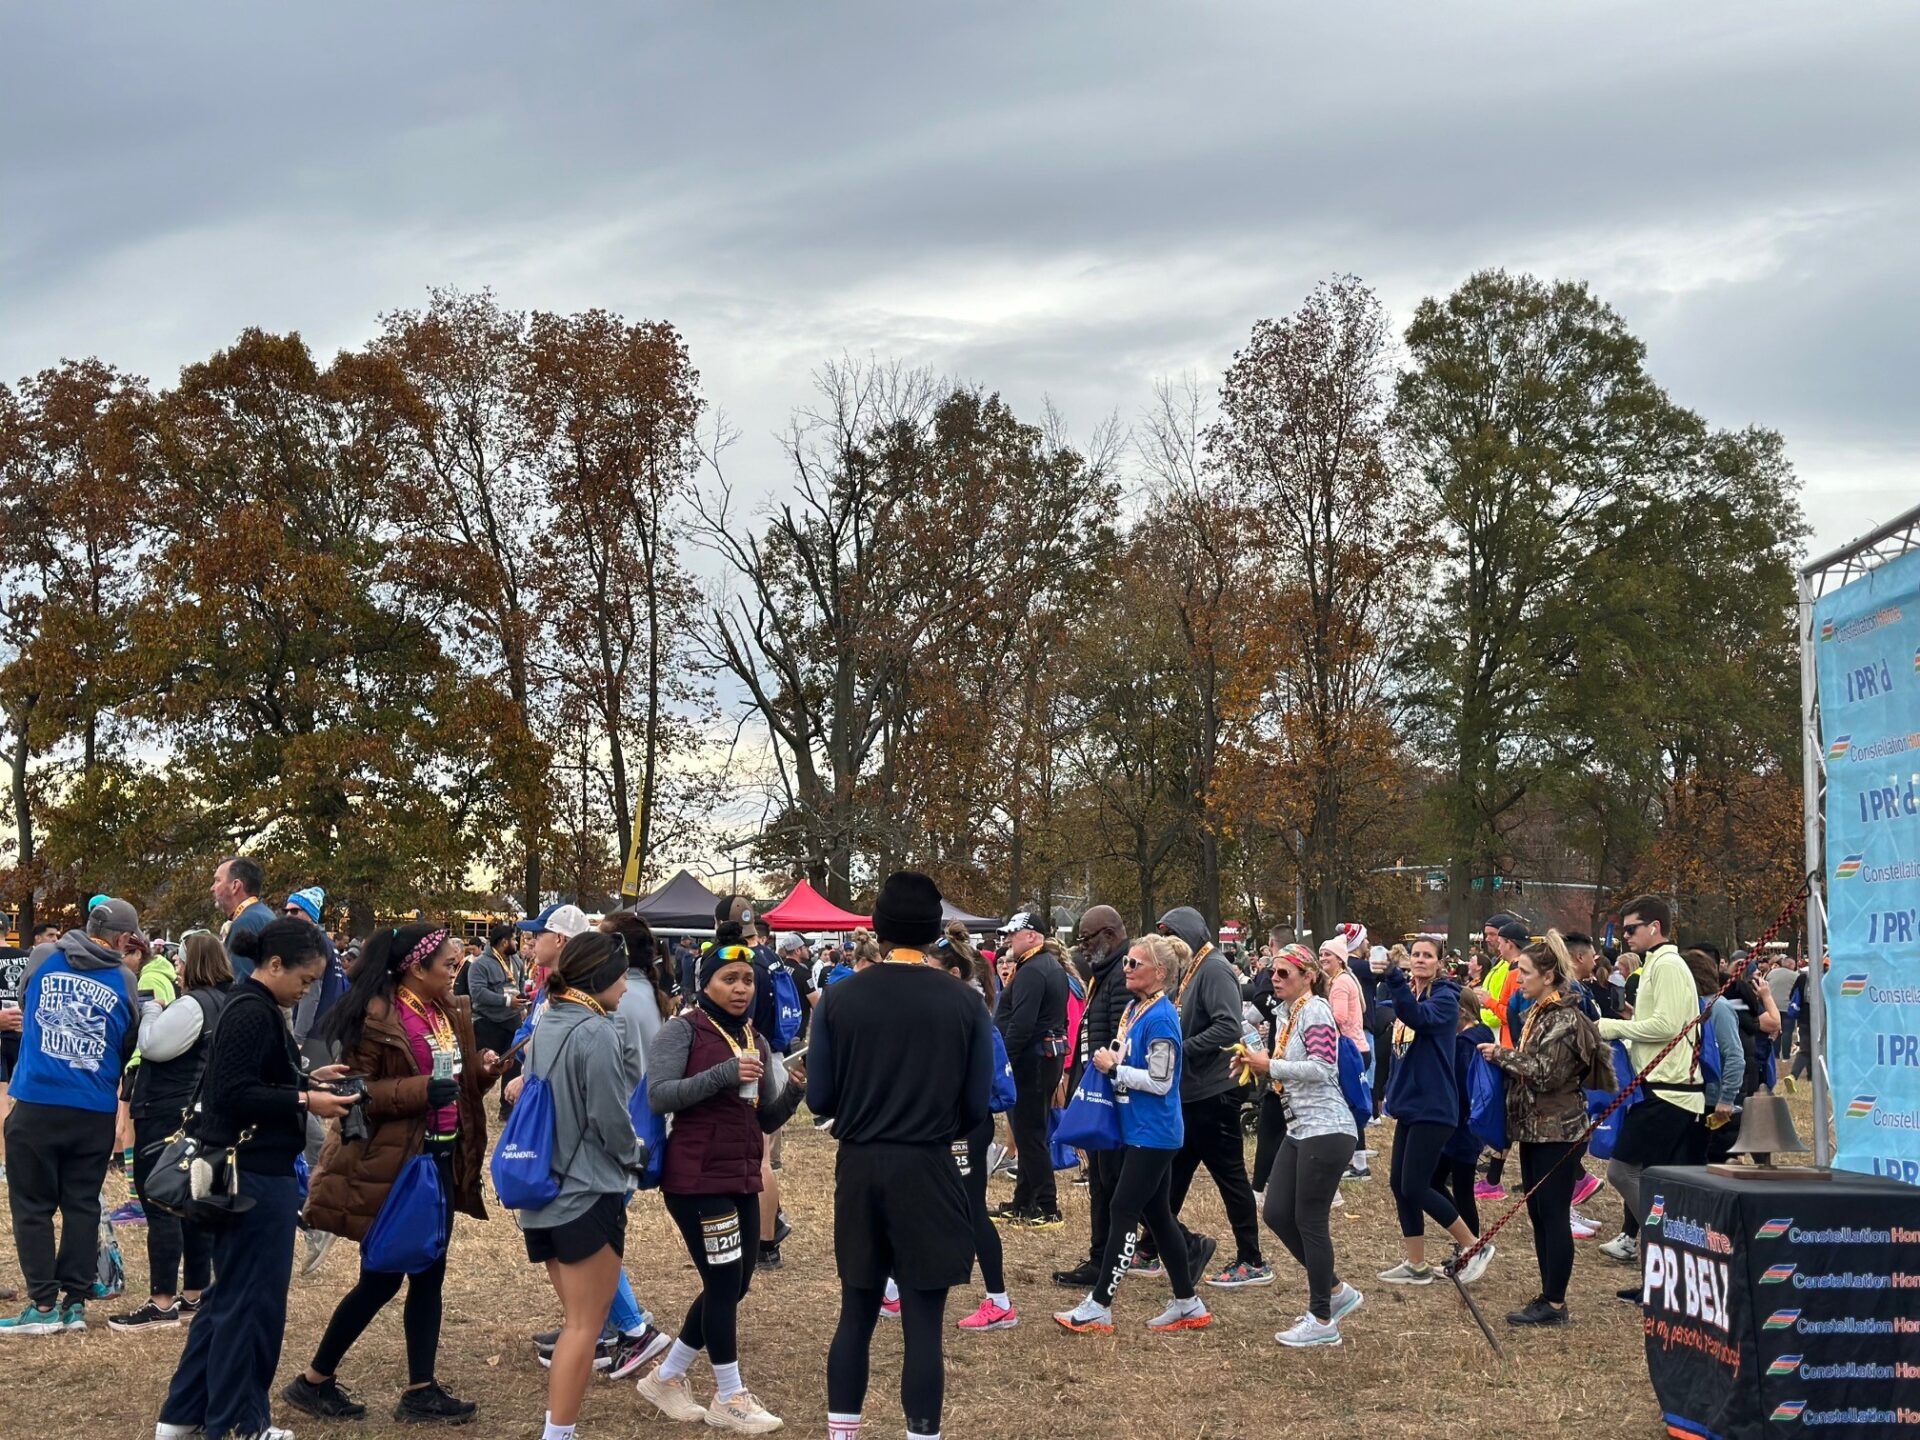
[3,0,1916,552]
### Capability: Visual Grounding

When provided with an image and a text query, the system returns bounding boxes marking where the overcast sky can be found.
[4,1,1916,561]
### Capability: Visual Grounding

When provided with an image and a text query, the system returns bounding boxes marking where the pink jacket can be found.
[1328,971,1370,1052]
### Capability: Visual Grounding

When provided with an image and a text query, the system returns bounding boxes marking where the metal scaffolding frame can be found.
[1798,498,1920,1169]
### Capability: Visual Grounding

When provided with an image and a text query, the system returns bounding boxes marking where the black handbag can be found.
[140,1006,256,1224]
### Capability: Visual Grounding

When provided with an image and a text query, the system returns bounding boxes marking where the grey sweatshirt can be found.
[646,1012,804,1133]
[466,949,516,1029]
[613,975,666,1087]
[515,1000,643,1231]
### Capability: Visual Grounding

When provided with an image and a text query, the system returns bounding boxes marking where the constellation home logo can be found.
[1757,1218,1792,1240]
[1829,734,1853,760]
[1770,1400,1806,1423]
[1821,607,1904,645]
[1764,1308,1801,1329]
[1847,1095,1878,1120]
[1768,1355,1803,1377]
[1760,1263,1797,1284]
[1837,854,1864,880]
[1841,974,1870,997]
[1644,1196,1665,1228]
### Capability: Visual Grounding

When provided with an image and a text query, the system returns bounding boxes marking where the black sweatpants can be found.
[1263,1132,1356,1321]
[1389,1120,1461,1238]
[1251,1089,1288,1193]
[310,1146,456,1386]
[1433,1152,1480,1238]
[1168,1089,1263,1266]
[1009,1052,1064,1213]
[664,1190,761,1367]
[4,1100,117,1309]
[828,1281,947,1436]
[1093,1146,1194,1308]
[957,1117,1004,1295]
[1083,1145,1122,1268]
[131,1113,215,1298]
[1520,1141,1584,1304]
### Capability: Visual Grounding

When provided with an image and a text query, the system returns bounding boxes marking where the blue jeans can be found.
[160,1170,302,1440]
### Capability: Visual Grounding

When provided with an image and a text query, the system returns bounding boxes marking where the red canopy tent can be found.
[760,880,870,932]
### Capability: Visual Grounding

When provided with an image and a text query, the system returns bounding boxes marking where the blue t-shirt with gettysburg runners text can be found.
[8,948,140,1114]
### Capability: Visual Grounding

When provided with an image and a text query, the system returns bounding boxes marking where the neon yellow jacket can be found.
[1597,943,1704,1115]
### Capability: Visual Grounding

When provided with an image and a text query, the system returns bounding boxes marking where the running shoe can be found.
[1275,1313,1341,1347]
[1344,1160,1371,1181]
[108,1300,181,1332]
[1376,1261,1433,1286]
[108,1200,146,1226]
[1569,1210,1599,1240]
[1456,1242,1496,1284]
[1506,1298,1571,1327]
[1329,1283,1364,1323]
[1187,1234,1219,1281]
[1330,1187,1346,1208]
[1022,1209,1065,1230]
[538,1329,619,1371]
[772,1213,792,1246]
[60,1301,87,1331]
[1616,1285,1645,1305]
[1146,1298,1212,1332]
[987,1200,1028,1224]
[636,1365,706,1422]
[394,1379,477,1424]
[0,1303,63,1336]
[957,1299,1018,1332]
[706,1390,782,1434]
[1598,1233,1639,1264]
[1052,1298,1115,1334]
[299,1228,335,1278]
[1052,1261,1100,1287]
[178,1295,201,1321]
[281,1374,369,1419]
[879,1297,901,1320]
[1126,1252,1165,1278]
[1206,1260,1274,1289]
[154,1424,204,1439]
[985,1142,1011,1177]
[758,1242,783,1270]
[604,1325,672,1380]
[1473,1180,1505,1201]
[1571,1172,1603,1207]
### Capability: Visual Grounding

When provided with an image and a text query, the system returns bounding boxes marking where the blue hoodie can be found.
[1381,969,1464,1128]
[9,932,141,1114]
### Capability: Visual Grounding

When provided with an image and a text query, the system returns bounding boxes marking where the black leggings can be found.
[827,1281,947,1436]
[1389,1121,1461,1238]
[1093,1146,1193,1308]
[1251,1090,1288,1193]
[959,1117,1004,1295]
[132,1113,214,1298]
[1519,1141,1584,1304]
[310,1146,454,1387]
[663,1190,761,1367]
[1433,1153,1479,1237]
[1263,1132,1355,1321]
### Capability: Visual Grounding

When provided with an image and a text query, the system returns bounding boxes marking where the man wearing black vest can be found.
[808,872,993,1440]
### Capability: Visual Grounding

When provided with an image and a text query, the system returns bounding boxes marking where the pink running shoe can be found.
[879,1298,902,1320]
[1572,1172,1603,1207]
[1473,1180,1506,1201]
[956,1299,1018,1332]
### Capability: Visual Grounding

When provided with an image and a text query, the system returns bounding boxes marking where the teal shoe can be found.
[0,1303,64,1336]
[60,1301,86,1332]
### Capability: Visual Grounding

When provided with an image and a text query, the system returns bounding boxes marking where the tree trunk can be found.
[12,700,35,941]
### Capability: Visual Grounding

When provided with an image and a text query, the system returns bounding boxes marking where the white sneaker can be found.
[1569,1209,1599,1239]
[1329,1283,1364,1323]
[1276,1313,1341,1347]
[636,1365,707,1422]
[154,1425,205,1440]
[1330,1187,1346,1208]
[1457,1242,1495,1284]
[706,1390,783,1433]
[1377,1261,1434,1286]
[1599,1233,1639,1264]
[1146,1296,1212,1332]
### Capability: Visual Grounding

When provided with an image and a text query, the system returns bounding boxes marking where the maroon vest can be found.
[660,1010,766,1195]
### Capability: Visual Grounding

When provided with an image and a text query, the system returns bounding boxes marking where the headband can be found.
[399,929,449,974]
[1275,943,1321,978]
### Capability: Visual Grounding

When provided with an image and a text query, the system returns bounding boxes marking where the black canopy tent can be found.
[941,898,1005,932]
[628,869,723,931]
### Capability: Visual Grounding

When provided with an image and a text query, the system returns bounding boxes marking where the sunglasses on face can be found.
[1622,921,1650,936]
[1123,956,1153,971]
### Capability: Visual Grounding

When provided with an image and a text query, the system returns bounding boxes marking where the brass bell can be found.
[1726,1093,1808,1162]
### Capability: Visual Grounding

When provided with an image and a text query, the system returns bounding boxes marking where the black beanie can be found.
[872,871,944,948]
[699,937,756,990]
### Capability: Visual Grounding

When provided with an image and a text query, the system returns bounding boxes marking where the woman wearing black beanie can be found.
[809,872,995,1440]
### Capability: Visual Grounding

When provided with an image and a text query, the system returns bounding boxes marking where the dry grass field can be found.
[1,1102,1802,1440]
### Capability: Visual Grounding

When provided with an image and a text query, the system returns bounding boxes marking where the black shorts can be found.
[1613,1092,1708,1169]
[834,1141,972,1292]
[523,1191,627,1265]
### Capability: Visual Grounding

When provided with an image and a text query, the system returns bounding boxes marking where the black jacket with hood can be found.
[1158,905,1243,1104]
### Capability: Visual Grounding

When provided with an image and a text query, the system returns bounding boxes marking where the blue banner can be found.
[1815,547,1920,1183]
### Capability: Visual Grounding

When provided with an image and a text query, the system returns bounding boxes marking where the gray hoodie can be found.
[1157,906,1241,1102]
[515,998,644,1231]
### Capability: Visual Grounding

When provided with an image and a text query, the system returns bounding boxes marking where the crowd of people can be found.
[0,857,1809,1440]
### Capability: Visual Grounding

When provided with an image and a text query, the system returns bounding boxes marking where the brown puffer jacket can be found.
[1490,994,1606,1145]
[303,994,494,1242]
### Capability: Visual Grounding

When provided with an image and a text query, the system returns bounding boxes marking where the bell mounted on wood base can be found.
[1707,1092,1829,1181]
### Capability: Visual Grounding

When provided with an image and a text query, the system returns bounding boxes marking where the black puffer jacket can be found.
[1073,942,1133,1086]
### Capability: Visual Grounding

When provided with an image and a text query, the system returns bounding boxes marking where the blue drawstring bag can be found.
[1046,1109,1082,1170]
[1695,999,1724,1089]
[1336,1037,1372,1117]
[1052,1066,1123,1152]
[293,1153,311,1201]
[1585,1041,1637,1161]
[491,1024,582,1210]
[627,1076,667,1190]
[768,966,804,1052]
[989,1026,1017,1114]
[362,1154,448,1274]
[1467,1051,1508,1151]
